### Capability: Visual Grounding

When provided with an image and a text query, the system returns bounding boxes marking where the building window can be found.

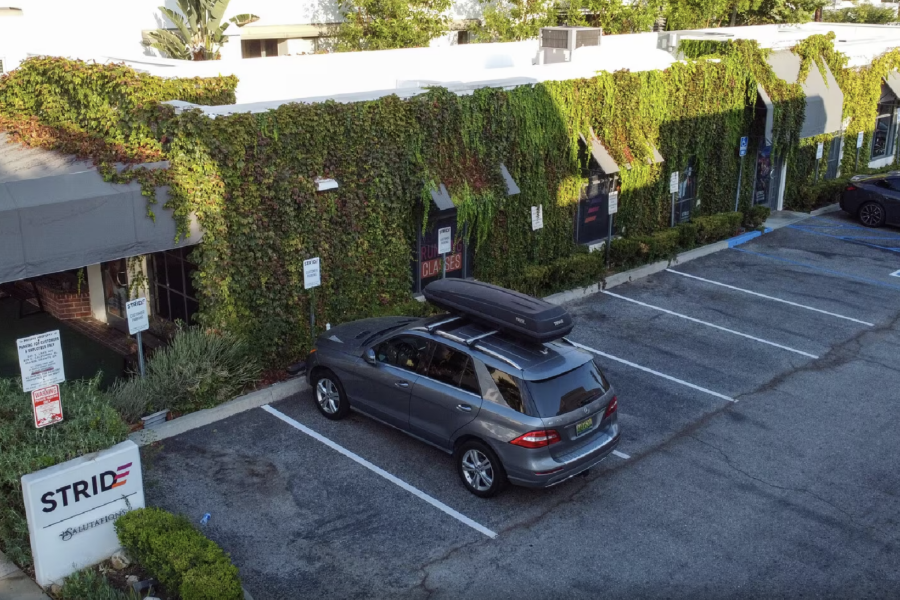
[242,39,280,58]
[575,177,613,244]
[457,31,469,45]
[872,100,896,160]
[674,156,698,224]
[149,248,199,325]
[101,259,129,321]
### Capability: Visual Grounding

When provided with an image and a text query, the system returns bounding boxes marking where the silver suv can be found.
[304,315,620,497]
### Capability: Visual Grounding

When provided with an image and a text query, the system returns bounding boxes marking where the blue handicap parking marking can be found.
[732,248,900,292]
[786,224,900,253]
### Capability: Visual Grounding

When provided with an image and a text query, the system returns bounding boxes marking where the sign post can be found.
[17,331,65,394]
[125,298,149,377]
[669,172,679,227]
[438,227,452,279]
[856,131,864,171]
[735,136,748,211]
[304,257,321,342]
[815,142,824,183]
[606,191,618,270]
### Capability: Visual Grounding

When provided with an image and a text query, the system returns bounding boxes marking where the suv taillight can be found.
[510,430,561,448]
[604,396,618,417]
[846,185,857,191]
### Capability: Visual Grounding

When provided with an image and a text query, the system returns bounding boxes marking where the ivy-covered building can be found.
[0,22,899,366]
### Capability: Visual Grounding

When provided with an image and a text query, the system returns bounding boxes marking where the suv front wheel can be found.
[455,440,507,498]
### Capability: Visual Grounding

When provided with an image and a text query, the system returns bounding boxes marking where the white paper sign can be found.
[669,172,679,194]
[17,331,65,393]
[303,257,321,289]
[608,192,619,215]
[857,131,864,149]
[125,298,149,335]
[816,142,824,160]
[531,205,544,231]
[438,227,452,255]
[22,440,145,586]
[32,384,63,428]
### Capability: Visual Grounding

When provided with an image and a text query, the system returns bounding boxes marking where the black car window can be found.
[524,361,607,417]
[488,367,525,413]
[426,343,480,395]
[374,335,430,374]
[886,178,900,193]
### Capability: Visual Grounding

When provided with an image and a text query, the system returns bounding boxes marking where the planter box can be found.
[141,410,169,430]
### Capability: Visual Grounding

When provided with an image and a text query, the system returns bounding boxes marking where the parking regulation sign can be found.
[669,172,679,194]
[125,298,149,335]
[303,257,321,289]
[608,191,619,215]
[438,227,452,254]
[31,384,63,429]
[17,331,65,393]
[739,136,748,157]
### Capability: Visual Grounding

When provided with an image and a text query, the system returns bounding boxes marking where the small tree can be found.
[474,0,557,42]
[562,0,666,34]
[335,0,452,51]
[148,0,258,61]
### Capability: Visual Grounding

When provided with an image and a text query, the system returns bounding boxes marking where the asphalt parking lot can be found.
[143,211,900,598]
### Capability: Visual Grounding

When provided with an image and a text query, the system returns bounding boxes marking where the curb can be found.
[0,550,50,600]
[129,378,307,447]
[810,202,841,216]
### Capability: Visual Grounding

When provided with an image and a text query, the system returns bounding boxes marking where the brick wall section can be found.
[15,279,92,320]
[66,318,136,356]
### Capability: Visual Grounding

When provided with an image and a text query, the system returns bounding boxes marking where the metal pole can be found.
[310,289,316,343]
[136,331,146,377]
[442,252,446,279]
[670,193,676,227]
[606,216,612,270]
[734,156,744,212]
[814,158,820,184]
[855,146,860,172]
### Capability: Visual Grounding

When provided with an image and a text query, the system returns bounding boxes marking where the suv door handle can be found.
[395,381,409,388]
[456,404,472,412]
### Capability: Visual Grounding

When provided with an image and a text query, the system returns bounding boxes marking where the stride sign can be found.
[22,440,145,586]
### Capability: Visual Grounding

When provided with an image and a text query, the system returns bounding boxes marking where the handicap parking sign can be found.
[739,136,748,157]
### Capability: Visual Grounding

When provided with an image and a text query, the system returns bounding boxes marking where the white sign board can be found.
[438,227,452,255]
[608,192,619,215]
[816,142,824,160]
[32,384,63,428]
[739,136,749,157]
[588,241,605,253]
[303,257,321,289]
[857,131,864,149]
[531,205,544,231]
[22,440,145,586]
[17,331,65,393]
[669,172,679,194]
[125,298,149,335]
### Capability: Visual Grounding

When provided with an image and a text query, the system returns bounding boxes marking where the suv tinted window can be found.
[525,361,607,417]
[886,177,900,192]
[375,335,430,374]
[427,343,480,395]
[488,367,526,413]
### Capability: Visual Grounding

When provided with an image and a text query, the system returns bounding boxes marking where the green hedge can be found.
[0,376,127,567]
[743,205,770,229]
[693,212,743,244]
[116,508,243,600]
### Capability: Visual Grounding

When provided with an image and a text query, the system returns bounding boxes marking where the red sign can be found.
[32,384,63,429]
[421,253,463,279]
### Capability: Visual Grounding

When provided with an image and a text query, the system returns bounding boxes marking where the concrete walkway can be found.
[0,551,49,600]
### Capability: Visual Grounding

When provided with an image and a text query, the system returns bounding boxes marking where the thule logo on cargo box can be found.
[554,319,564,326]
[516,317,525,324]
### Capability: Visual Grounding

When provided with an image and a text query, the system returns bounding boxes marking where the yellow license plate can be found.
[576,417,593,436]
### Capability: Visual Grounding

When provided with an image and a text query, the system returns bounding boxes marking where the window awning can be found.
[580,128,620,174]
[0,159,201,285]
[429,183,455,211]
[765,50,844,139]
[884,71,900,101]
[757,83,775,147]
[499,164,520,195]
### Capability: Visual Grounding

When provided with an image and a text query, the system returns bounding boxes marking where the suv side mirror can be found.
[364,348,377,365]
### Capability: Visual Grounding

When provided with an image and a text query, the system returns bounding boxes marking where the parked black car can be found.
[840,172,900,228]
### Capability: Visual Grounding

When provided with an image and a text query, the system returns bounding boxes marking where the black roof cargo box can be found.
[423,279,573,343]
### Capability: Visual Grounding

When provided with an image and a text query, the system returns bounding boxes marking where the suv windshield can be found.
[525,361,608,418]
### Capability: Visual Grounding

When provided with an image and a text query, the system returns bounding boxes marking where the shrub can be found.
[609,238,644,268]
[789,179,846,212]
[59,567,135,600]
[109,326,262,422]
[743,205,771,229]
[0,376,127,567]
[693,212,743,244]
[822,5,896,24]
[676,222,699,250]
[116,508,243,600]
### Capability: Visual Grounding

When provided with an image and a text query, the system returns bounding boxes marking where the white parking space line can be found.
[564,339,736,403]
[665,269,875,327]
[261,405,498,540]
[612,450,631,459]
[601,290,819,359]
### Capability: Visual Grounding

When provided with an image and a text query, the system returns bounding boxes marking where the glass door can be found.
[101,259,129,322]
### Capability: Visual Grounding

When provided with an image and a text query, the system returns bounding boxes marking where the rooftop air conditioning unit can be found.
[537,26,601,65]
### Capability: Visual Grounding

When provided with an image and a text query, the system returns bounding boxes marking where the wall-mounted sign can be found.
[608,192,619,215]
[303,257,321,289]
[22,440,145,586]
[669,172,679,194]
[17,331,65,393]
[32,384,63,429]
[739,136,749,157]
[857,131,864,149]
[125,298,149,335]
[531,205,544,230]
[438,227,452,255]
[816,142,824,160]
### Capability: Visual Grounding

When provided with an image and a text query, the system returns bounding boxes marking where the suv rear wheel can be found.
[455,440,507,498]
[859,201,886,227]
